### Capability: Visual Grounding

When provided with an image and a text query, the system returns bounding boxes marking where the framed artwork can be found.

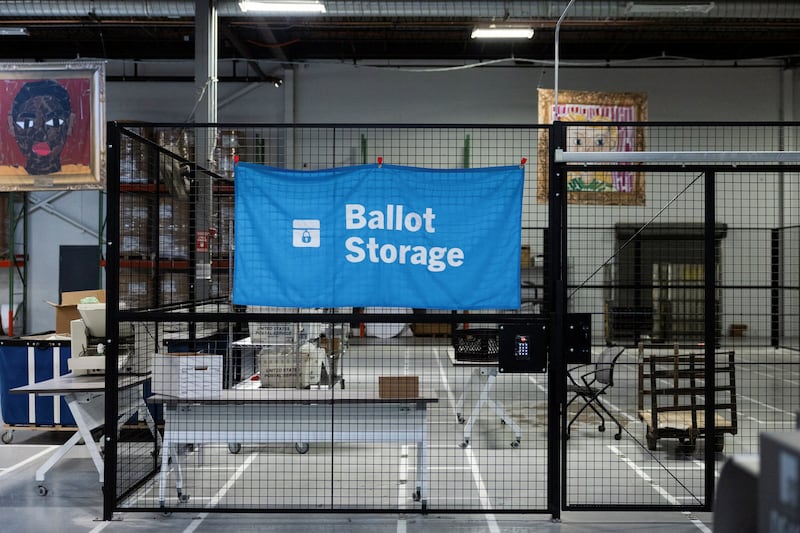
[0,61,105,191]
[537,88,647,205]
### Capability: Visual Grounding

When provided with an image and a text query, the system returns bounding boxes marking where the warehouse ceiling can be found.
[1,1,800,70]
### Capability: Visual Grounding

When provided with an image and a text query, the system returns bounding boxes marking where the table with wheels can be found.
[152,388,437,510]
[447,347,521,448]
[10,373,160,495]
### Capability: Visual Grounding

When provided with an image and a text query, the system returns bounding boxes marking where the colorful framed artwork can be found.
[0,61,105,191]
[537,88,647,205]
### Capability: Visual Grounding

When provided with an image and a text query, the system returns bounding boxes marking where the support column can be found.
[193,0,217,303]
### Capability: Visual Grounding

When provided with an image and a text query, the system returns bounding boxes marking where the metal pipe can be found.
[553,0,577,121]
[555,149,800,163]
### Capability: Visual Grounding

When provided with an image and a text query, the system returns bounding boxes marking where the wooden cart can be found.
[638,344,737,454]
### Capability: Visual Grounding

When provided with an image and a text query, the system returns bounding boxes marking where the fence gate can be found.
[555,122,800,511]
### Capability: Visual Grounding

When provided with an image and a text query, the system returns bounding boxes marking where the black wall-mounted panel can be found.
[498,319,549,373]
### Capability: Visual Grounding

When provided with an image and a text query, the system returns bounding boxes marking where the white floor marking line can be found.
[0,445,59,479]
[738,393,798,417]
[88,519,111,533]
[182,452,258,533]
[608,445,682,505]
[751,369,799,386]
[398,444,408,532]
[610,444,714,532]
[683,511,713,533]
[435,348,500,533]
[399,444,409,506]
[527,375,548,393]
[463,445,501,533]
[433,347,458,417]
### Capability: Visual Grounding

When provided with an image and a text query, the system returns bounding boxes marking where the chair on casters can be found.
[566,345,625,440]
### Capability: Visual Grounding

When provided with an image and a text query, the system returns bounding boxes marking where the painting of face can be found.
[9,79,74,175]
[537,89,647,205]
[0,62,105,191]
[561,113,619,192]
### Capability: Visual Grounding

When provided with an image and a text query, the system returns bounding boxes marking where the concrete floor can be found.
[2,336,795,532]
[0,430,715,533]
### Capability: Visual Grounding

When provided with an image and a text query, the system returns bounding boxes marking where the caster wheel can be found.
[1,430,13,444]
[678,438,697,455]
[228,443,242,454]
[500,419,506,425]
[456,414,465,424]
[179,494,190,503]
[412,489,421,502]
[459,440,469,448]
[295,442,310,454]
[511,439,521,448]
[37,485,48,496]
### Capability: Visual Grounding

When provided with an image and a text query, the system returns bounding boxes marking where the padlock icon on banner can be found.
[293,219,320,248]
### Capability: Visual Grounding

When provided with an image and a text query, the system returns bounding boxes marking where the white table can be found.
[10,373,159,494]
[447,347,521,448]
[152,388,437,509]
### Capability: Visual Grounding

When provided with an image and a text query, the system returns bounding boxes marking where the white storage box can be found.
[247,306,297,343]
[152,353,222,398]
[247,306,324,343]
[259,343,325,388]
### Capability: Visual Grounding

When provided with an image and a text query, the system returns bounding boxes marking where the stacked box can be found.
[247,306,324,343]
[259,343,325,388]
[160,273,191,306]
[119,268,152,310]
[120,201,151,256]
[214,195,235,254]
[152,353,222,398]
[159,198,189,259]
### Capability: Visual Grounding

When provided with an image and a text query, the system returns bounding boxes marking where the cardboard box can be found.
[318,337,340,355]
[412,323,451,337]
[48,289,106,335]
[521,245,531,269]
[152,352,222,398]
[378,376,419,399]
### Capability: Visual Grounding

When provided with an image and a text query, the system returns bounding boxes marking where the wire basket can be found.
[453,328,499,361]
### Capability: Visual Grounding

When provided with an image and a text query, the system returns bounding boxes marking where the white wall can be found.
[12,60,798,335]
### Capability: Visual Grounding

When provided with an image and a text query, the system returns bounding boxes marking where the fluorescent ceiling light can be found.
[471,26,534,40]
[0,27,29,36]
[625,2,715,14]
[239,1,326,13]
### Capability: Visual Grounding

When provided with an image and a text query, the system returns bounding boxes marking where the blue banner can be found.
[233,162,523,309]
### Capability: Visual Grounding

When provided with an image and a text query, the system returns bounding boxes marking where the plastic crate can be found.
[453,328,499,361]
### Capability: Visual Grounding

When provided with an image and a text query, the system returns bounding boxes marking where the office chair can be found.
[565,345,625,440]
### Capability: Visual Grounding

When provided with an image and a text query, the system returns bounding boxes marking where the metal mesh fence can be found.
[106,121,799,516]
[559,122,800,510]
[109,124,551,514]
